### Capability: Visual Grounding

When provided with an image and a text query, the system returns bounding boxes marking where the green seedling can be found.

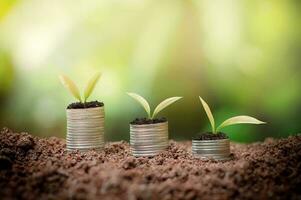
[127,93,182,119]
[199,96,266,133]
[59,72,101,103]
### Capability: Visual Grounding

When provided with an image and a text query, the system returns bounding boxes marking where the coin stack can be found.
[130,121,168,157]
[192,139,230,161]
[66,107,105,152]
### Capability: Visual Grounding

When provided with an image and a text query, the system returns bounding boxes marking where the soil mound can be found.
[130,117,167,125]
[0,127,300,199]
[67,101,104,109]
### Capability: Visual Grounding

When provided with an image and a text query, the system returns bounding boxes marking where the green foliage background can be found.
[0,0,300,142]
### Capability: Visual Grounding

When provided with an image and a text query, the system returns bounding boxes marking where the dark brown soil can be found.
[193,132,228,140]
[130,117,167,125]
[67,101,104,109]
[0,127,300,200]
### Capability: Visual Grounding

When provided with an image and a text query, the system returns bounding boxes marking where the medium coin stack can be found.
[130,121,168,157]
[192,139,230,161]
[66,107,105,152]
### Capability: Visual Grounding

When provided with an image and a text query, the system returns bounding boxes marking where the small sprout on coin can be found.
[199,96,266,133]
[127,93,182,119]
[59,72,101,103]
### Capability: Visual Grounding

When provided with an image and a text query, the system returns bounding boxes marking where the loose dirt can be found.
[193,132,228,140]
[130,117,167,125]
[67,101,104,109]
[0,127,300,200]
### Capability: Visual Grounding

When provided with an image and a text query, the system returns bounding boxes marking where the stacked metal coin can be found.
[66,107,105,151]
[130,121,168,157]
[192,139,230,161]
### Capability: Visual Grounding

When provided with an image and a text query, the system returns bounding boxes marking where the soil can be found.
[130,117,167,125]
[67,101,104,109]
[193,132,228,140]
[0,127,300,200]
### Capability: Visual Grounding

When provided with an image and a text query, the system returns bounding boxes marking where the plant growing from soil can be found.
[59,72,102,108]
[127,92,182,122]
[192,97,266,160]
[59,72,105,151]
[127,93,182,157]
[198,96,265,138]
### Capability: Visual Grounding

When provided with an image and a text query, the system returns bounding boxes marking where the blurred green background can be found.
[0,0,300,142]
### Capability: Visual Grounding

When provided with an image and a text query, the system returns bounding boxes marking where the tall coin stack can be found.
[130,121,168,157]
[66,107,105,151]
[192,139,230,161]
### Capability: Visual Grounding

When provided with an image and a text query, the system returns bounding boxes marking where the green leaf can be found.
[84,72,101,102]
[59,74,82,102]
[152,97,182,119]
[216,115,266,131]
[199,96,215,133]
[127,93,151,118]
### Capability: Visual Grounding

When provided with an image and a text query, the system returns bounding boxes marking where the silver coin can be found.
[66,107,105,152]
[130,121,168,157]
[192,139,230,161]
[67,146,104,151]
[67,143,104,147]
[132,147,167,151]
[66,135,103,138]
[130,137,168,142]
[130,141,168,147]
[66,139,103,143]
[67,127,104,131]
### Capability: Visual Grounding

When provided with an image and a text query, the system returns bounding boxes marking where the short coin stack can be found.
[66,107,105,151]
[192,139,230,161]
[130,121,168,157]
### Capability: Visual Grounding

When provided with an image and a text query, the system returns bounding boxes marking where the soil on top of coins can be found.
[0,127,300,200]
[193,132,229,140]
[130,117,167,125]
[67,101,104,109]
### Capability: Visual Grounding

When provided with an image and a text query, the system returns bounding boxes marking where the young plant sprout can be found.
[128,93,182,157]
[127,93,182,119]
[59,72,104,152]
[59,72,101,103]
[192,96,266,161]
[199,96,266,133]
